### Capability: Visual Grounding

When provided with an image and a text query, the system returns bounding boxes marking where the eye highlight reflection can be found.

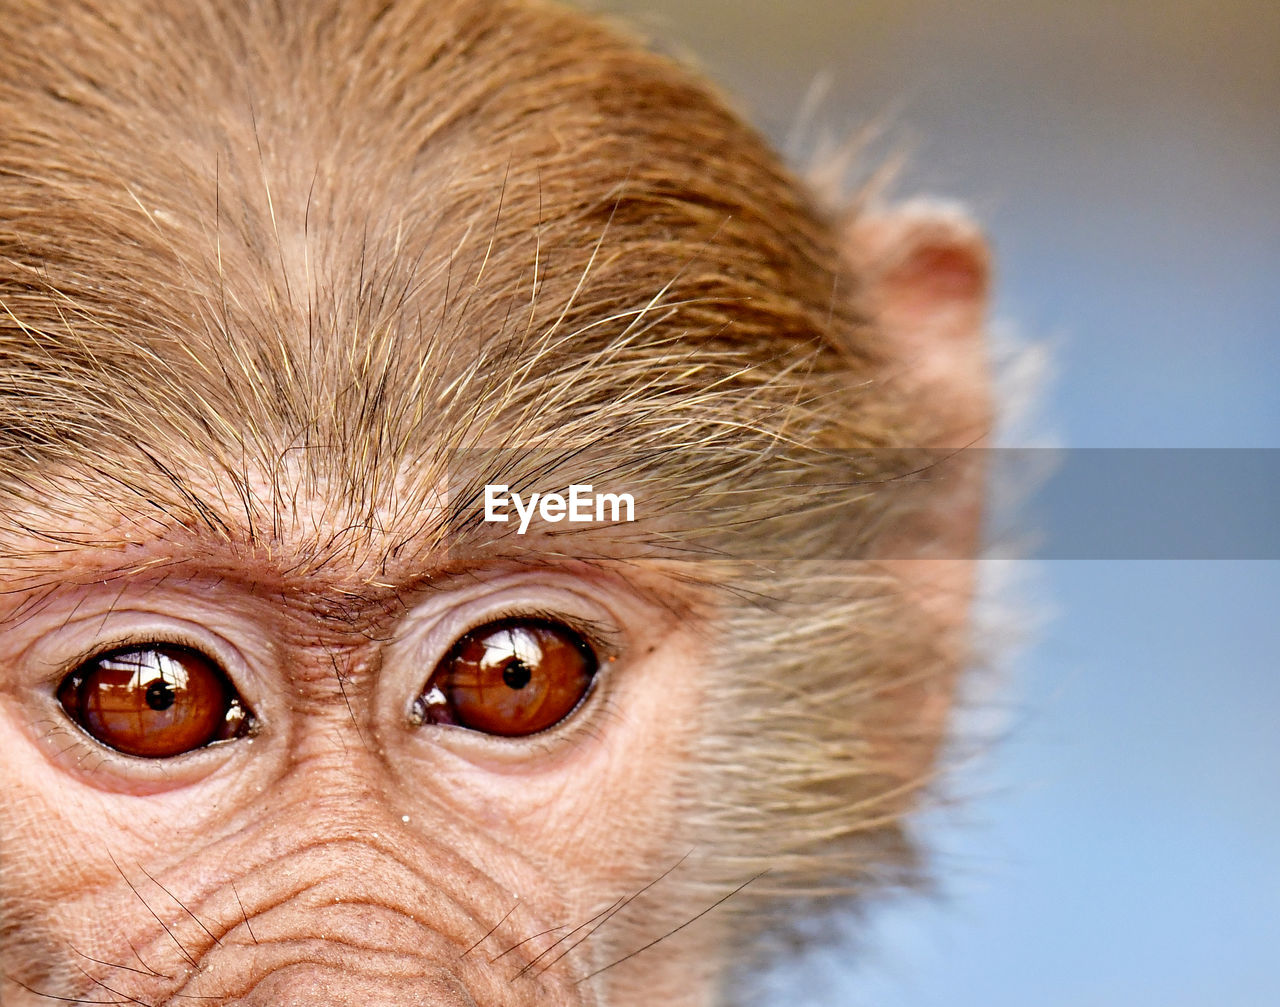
[57,646,252,758]
[415,617,598,737]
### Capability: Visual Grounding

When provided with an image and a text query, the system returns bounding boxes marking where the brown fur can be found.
[0,1,986,1003]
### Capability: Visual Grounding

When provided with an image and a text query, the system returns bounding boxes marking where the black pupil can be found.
[502,659,532,690]
[145,678,176,711]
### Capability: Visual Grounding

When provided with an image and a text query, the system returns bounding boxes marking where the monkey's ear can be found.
[848,198,991,570]
[848,198,991,451]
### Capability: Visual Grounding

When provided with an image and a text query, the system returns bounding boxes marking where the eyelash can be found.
[51,630,211,689]
[452,605,623,664]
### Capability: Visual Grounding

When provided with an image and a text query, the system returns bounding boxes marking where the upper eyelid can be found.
[44,632,200,686]
[65,634,211,668]
[486,606,623,659]
[39,627,251,702]
[391,575,631,653]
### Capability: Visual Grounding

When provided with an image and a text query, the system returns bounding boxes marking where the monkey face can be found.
[0,1,989,1004]
[1,556,706,1005]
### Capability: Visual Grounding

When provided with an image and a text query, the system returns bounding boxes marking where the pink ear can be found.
[850,198,990,310]
[848,199,992,450]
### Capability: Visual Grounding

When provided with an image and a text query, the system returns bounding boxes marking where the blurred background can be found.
[583,2,1279,1004]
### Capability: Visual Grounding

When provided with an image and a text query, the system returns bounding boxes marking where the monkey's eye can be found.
[57,646,252,758]
[416,618,598,737]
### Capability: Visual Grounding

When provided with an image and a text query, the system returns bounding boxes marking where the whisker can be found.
[525,850,695,979]
[573,871,768,986]
[488,921,573,965]
[134,863,222,947]
[68,944,156,979]
[230,880,258,945]
[107,852,198,968]
[3,970,130,1004]
[461,897,520,958]
[72,965,155,1007]
[512,896,625,980]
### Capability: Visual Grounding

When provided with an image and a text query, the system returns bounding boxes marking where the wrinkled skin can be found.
[0,551,709,1005]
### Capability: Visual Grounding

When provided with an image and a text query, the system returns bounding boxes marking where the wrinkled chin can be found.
[22,897,600,1007]
[174,963,484,1006]
[148,911,598,1007]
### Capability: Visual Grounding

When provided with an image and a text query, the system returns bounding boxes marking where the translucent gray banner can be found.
[988,448,1280,560]
[445,448,1280,561]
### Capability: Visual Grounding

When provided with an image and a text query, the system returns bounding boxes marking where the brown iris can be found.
[418,618,598,737]
[57,646,251,758]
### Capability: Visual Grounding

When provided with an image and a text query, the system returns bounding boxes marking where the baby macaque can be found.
[0,1,989,1004]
